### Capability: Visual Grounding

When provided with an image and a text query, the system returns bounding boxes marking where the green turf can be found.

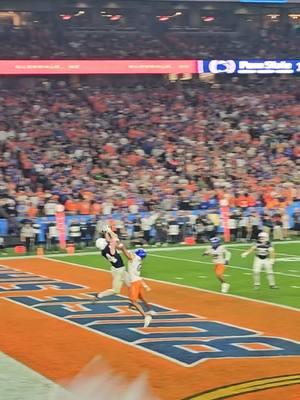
[50,241,300,310]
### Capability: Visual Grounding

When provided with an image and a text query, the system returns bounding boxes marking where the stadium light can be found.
[74,11,85,16]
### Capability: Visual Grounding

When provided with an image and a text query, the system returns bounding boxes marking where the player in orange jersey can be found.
[203,237,231,293]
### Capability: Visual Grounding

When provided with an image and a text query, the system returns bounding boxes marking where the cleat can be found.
[221,283,230,293]
[128,304,139,313]
[144,315,152,328]
[254,285,260,290]
[93,293,101,303]
[270,285,279,289]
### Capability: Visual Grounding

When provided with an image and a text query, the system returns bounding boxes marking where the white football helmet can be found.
[258,232,269,242]
[95,238,108,250]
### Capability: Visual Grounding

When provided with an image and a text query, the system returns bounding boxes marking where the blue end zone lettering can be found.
[0,266,85,292]
[7,295,96,306]
[139,337,300,365]
[0,281,85,292]
[89,321,255,342]
[6,293,300,366]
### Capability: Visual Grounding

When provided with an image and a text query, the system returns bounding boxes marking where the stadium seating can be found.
[0,24,299,59]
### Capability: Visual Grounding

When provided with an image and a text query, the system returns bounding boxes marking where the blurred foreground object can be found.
[50,356,158,400]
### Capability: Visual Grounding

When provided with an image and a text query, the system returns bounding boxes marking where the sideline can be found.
[1,240,299,260]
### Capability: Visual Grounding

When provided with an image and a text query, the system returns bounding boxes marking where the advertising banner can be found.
[55,206,66,249]
[198,59,300,74]
[0,59,197,75]
[220,200,230,242]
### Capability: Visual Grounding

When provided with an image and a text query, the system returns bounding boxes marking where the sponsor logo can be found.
[203,59,300,74]
[185,374,300,399]
[207,60,236,74]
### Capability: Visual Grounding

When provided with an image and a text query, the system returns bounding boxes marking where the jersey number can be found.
[106,254,118,264]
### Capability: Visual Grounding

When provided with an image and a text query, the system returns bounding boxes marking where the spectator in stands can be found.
[248,211,260,241]
[68,219,82,247]
[292,210,300,235]
[130,217,144,246]
[273,213,284,240]
[281,211,290,239]
[195,215,206,243]
[154,213,168,245]
[0,236,6,254]
[238,212,249,242]
[229,212,238,242]
[45,222,59,250]
[20,221,35,252]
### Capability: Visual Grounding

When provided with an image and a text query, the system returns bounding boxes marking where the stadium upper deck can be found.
[0,0,299,59]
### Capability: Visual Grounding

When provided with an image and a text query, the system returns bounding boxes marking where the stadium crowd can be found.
[0,76,299,245]
[0,24,299,59]
[13,207,299,253]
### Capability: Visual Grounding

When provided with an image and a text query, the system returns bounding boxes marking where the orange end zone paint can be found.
[0,257,299,400]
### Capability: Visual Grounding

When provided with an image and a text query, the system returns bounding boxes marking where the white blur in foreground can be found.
[49,356,159,400]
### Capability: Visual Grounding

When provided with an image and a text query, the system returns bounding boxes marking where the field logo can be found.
[6,293,300,367]
[0,265,85,292]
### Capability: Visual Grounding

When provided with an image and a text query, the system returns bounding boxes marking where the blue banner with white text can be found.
[198,60,300,74]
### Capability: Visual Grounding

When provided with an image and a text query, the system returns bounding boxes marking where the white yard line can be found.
[148,253,300,279]
[230,247,300,258]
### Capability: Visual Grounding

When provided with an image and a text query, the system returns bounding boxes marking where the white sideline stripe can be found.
[231,247,300,258]
[149,254,300,279]
[35,256,300,313]
[0,239,299,260]
[0,352,67,400]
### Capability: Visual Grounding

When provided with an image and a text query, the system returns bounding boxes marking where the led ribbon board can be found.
[198,59,300,74]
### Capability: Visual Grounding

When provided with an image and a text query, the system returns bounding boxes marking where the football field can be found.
[0,240,299,400]
[50,240,300,309]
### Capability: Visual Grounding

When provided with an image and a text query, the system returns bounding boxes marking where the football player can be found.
[203,237,231,293]
[241,231,278,289]
[119,245,153,328]
[94,226,127,300]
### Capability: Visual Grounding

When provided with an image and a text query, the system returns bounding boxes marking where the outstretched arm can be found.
[105,227,119,255]
[119,243,134,261]
[241,245,255,258]
[202,248,211,256]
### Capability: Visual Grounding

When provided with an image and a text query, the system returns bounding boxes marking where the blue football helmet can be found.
[210,237,221,249]
[135,248,147,259]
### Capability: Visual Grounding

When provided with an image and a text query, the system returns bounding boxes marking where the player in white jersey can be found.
[242,231,278,289]
[203,237,231,293]
[120,245,153,328]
